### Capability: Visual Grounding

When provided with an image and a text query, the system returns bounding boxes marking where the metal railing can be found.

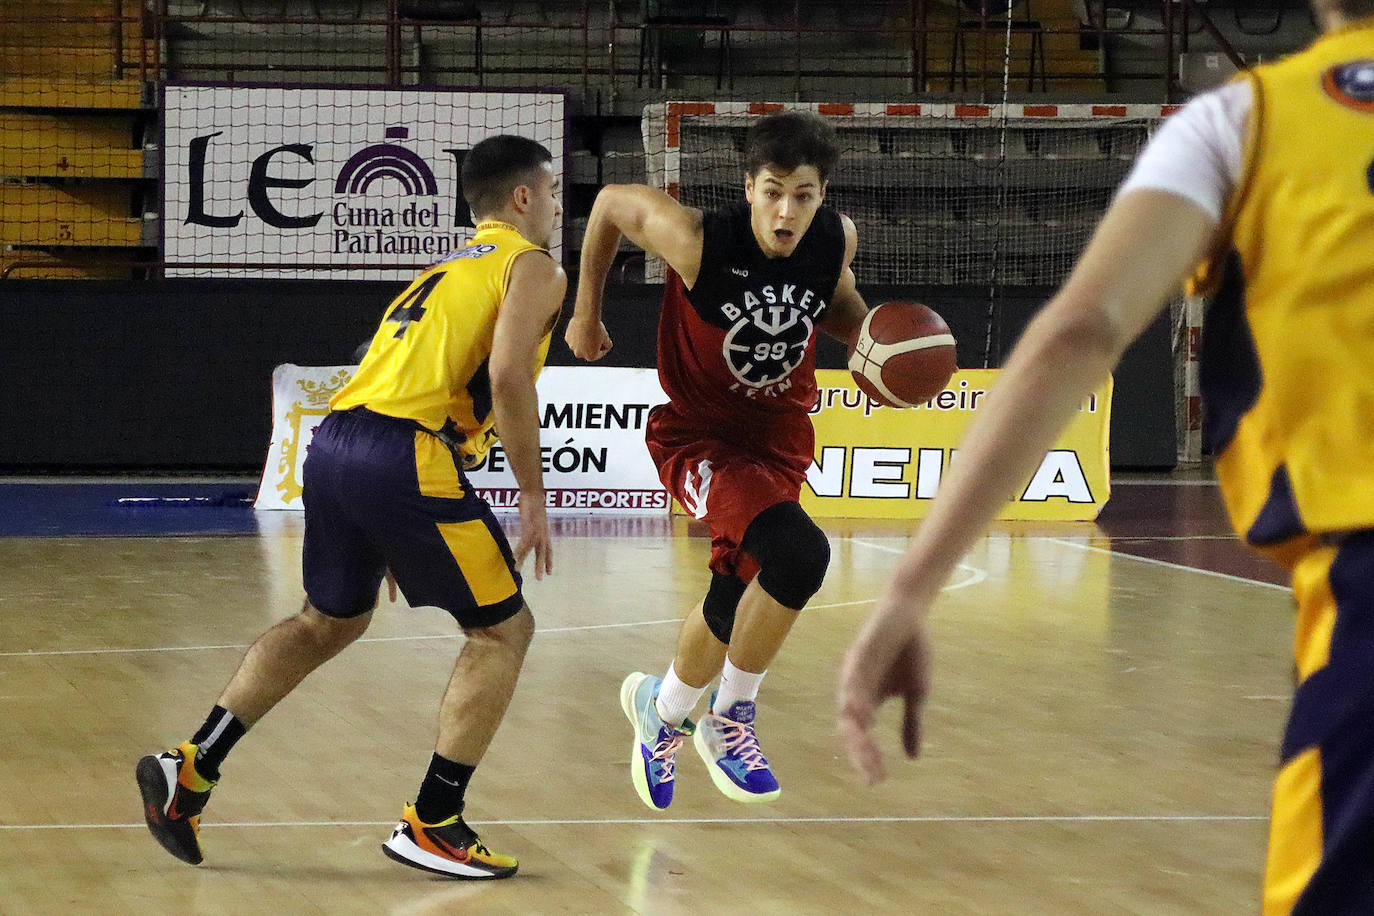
[0,1,1298,103]
[0,0,1313,279]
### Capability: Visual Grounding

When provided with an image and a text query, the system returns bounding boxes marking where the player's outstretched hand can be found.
[514,497,553,580]
[565,316,613,361]
[837,598,932,785]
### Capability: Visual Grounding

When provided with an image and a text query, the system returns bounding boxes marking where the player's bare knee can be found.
[744,502,831,611]
[301,601,372,652]
[466,603,535,655]
[506,604,536,652]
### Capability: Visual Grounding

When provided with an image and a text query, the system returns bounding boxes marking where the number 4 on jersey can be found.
[385,272,445,339]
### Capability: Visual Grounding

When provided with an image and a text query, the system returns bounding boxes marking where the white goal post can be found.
[642,100,1201,463]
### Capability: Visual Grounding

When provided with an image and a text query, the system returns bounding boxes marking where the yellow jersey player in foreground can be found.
[837,1,1374,912]
[137,134,566,879]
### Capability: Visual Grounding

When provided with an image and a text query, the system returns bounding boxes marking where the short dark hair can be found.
[1336,0,1374,16]
[744,111,840,183]
[461,134,553,218]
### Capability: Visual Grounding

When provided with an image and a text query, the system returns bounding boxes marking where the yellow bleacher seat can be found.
[0,183,143,247]
[0,112,144,179]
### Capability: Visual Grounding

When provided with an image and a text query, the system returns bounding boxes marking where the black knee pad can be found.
[702,572,746,643]
[742,501,830,610]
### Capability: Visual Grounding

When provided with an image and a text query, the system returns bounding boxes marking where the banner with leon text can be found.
[257,366,1109,520]
[255,365,670,514]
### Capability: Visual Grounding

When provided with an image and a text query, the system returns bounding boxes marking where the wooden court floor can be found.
[0,479,1294,915]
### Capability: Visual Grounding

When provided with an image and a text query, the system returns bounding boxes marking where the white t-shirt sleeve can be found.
[1116,80,1254,222]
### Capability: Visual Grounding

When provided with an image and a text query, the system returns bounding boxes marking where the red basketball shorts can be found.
[645,404,813,581]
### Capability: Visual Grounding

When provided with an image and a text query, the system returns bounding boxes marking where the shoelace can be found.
[715,718,770,772]
[651,731,687,781]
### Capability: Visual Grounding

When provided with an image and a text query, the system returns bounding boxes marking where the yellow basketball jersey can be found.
[1193,20,1374,552]
[331,221,554,464]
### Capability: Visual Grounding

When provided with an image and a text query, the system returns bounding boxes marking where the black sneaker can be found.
[135,741,216,864]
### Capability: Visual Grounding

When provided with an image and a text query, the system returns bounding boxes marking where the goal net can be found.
[642,101,1201,464]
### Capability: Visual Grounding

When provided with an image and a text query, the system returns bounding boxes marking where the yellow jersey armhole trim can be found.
[497,244,552,308]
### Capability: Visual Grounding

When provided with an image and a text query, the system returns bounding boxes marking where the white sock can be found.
[714,656,765,715]
[655,663,706,727]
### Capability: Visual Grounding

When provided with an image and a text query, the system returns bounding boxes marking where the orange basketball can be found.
[848,301,958,408]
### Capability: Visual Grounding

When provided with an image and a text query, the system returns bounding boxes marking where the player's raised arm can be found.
[566,184,704,361]
[491,250,567,580]
[837,188,1220,783]
[817,214,868,346]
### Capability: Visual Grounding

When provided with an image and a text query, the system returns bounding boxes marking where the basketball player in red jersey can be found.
[567,111,870,808]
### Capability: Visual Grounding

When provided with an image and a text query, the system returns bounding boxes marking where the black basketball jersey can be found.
[656,200,846,423]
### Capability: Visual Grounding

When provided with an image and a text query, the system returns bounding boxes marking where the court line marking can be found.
[1,542,987,658]
[847,535,1285,592]
[0,619,684,659]
[0,533,1273,659]
[1046,538,1289,591]
[0,813,1265,831]
[0,642,252,658]
[1106,535,1240,541]
[848,538,907,554]
[363,618,684,644]
[846,534,1239,544]
[809,599,875,610]
[848,539,988,592]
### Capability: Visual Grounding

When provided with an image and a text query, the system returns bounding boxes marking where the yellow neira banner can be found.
[800,369,1112,521]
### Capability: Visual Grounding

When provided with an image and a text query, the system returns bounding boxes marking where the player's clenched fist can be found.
[565,315,612,361]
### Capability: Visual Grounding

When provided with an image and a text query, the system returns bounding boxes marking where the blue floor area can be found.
[0,482,262,537]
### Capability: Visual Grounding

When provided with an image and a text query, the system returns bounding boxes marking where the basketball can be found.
[848,302,958,408]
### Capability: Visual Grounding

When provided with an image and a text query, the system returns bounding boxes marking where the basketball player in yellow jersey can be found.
[837,2,1374,912]
[136,135,566,879]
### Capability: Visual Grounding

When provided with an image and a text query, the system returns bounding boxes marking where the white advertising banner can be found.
[255,365,671,515]
[162,85,564,279]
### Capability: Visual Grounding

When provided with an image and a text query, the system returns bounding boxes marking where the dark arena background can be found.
[2,0,1321,472]
[0,3,1320,914]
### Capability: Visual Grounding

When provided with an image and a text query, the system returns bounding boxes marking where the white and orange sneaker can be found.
[381,803,518,879]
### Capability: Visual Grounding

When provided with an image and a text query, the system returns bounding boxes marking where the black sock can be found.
[189,705,247,781]
[414,753,476,824]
